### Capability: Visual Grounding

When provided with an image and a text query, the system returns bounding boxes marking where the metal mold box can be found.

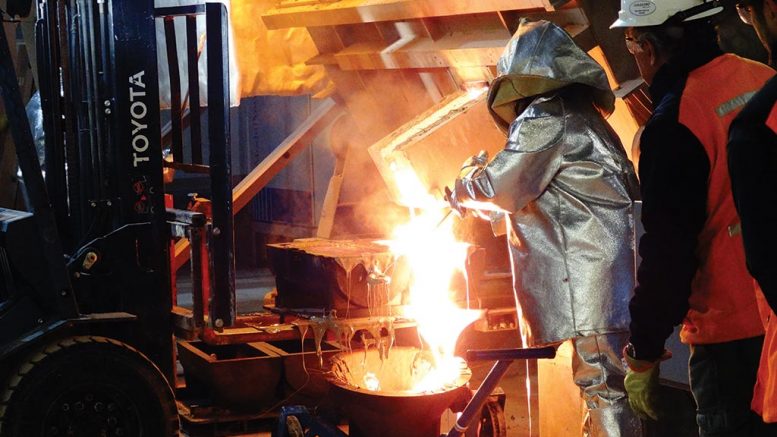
[267,238,409,314]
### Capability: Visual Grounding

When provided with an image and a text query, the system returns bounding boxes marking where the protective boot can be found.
[573,333,644,437]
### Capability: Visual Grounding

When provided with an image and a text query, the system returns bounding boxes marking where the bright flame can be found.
[384,210,481,392]
[363,372,381,391]
[463,81,488,99]
[388,161,439,207]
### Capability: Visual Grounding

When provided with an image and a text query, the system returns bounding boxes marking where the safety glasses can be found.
[625,36,644,55]
[736,2,755,26]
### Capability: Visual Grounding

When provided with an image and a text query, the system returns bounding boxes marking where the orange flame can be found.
[385,210,481,392]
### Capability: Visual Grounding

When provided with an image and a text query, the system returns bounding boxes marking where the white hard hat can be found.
[610,0,723,28]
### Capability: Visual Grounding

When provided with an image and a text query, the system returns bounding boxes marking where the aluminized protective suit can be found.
[457,20,642,436]
[471,19,640,345]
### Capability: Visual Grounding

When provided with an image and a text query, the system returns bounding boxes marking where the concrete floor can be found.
[175,268,277,313]
[176,269,538,437]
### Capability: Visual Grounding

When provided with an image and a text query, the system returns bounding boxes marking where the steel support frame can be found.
[157,3,236,330]
[205,2,236,329]
[0,11,76,321]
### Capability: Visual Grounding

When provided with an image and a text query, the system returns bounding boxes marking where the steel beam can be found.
[304,10,588,71]
[262,0,557,30]
[233,97,343,213]
[0,19,76,318]
[172,99,343,271]
[186,15,203,164]
[206,2,235,328]
[163,17,184,162]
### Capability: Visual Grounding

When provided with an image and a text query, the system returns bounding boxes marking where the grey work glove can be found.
[445,150,490,217]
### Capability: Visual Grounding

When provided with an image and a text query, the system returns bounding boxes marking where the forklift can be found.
[0,1,236,435]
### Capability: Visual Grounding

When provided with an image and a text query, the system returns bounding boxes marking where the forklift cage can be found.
[155,3,236,331]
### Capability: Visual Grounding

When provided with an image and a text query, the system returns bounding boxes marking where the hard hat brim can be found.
[609,18,632,29]
[683,6,723,22]
[609,5,723,29]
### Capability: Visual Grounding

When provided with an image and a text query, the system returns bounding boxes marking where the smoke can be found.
[321,72,438,238]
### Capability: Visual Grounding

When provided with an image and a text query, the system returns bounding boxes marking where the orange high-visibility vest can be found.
[752,288,777,422]
[750,103,777,423]
[677,54,773,345]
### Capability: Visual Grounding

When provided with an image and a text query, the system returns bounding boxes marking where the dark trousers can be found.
[689,335,777,436]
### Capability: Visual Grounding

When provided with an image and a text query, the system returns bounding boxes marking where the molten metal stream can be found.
[385,209,481,393]
[508,214,534,436]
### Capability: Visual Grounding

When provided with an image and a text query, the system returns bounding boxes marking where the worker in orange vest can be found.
[728,0,777,426]
[611,1,776,435]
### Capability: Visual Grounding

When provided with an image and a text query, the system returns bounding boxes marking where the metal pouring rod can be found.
[446,347,556,437]
[446,360,512,437]
[466,346,556,361]
[435,209,453,229]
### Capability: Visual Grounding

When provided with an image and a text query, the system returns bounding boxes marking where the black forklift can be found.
[0,0,560,435]
[0,1,235,435]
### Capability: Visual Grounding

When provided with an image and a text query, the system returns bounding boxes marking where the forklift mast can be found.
[32,0,172,377]
[0,0,235,390]
[37,0,165,252]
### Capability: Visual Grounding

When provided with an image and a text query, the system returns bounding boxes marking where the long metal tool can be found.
[435,209,453,229]
[445,346,557,437]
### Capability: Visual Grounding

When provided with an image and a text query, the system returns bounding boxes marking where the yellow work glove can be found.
[624,360,660,420]
[623,346,672,421]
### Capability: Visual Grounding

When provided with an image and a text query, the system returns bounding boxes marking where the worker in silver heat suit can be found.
[447,19,642,436]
